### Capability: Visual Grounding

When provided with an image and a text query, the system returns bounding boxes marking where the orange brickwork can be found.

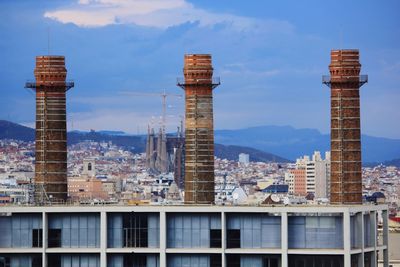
[328,50,364,204]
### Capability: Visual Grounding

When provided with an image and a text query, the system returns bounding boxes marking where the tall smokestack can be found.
[177,54,220,204]
[26,56,74,203]
[323,49,367,204]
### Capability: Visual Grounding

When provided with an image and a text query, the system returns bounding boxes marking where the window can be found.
[48,229,61,247]
[0,257,10,267]
[227,229,240,248]
[267,258,279,267]
[88,163,92,171]
[226,255,240,267]
[210,254,222,267]
[32,257,42,267]
[123,213,148,247]
[124,254,147,267]
[32,229,42,247]
[210,229,221,248]
[47,255,61,267]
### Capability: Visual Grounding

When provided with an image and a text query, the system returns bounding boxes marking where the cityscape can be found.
[0,1,399,267]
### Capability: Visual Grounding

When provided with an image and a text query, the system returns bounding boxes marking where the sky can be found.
[0,0,399,138]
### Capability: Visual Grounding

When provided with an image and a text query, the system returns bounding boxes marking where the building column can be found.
[357,212,364,267]
[382,209,389,267]
[42,211,47,267]
[100,211,107,267]
[343,210,351,267]
[160,211,166,267]
[281,212,288,267]
[371,211,377,267]
[221,211,226,267]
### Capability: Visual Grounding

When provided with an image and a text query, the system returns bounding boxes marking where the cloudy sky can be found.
[0,0,399,138]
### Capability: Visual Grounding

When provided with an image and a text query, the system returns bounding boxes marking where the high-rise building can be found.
[25,56,74,203]
[285,168,307,196]
[285,151,330,198]
[177,54,220,204]
[238,153,250,166]
[323,50,367,204]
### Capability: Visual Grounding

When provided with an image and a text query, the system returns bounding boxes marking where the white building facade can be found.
[238,153,250,166]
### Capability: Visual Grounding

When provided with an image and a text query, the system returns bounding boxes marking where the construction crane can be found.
[120,89,182,133]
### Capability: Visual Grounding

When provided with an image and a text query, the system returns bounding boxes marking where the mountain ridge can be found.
[1,120,398,162]
[0,120,289,163]
[214,125,400,162]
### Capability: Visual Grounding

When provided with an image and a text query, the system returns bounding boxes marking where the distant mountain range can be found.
[214,125,400,163]
[1,120,399,163]
[0,120,288,163]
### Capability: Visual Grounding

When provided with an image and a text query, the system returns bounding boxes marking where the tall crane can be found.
[120,89,182,133]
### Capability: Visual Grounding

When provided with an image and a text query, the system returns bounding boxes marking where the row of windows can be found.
[0,254,347,267]
[0,213,376,250]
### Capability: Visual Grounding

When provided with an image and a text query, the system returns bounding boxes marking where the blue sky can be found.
[0,0,399,138]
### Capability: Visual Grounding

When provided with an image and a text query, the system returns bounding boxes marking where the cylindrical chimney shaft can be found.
[33,56,71,203]
[179,54,219,204]
[328,49,364,204]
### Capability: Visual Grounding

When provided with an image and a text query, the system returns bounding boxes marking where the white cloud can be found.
[44,0,293,32]
[65,106,184,134]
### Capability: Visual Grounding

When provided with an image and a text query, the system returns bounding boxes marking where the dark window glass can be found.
[227,229,240,248]
[210,254,222,267]
[48,229,62,247]
[226,255,240,267]
[32,229,43,247]
[48,255,61,267]
[269,258,279,267]
[124,254,147,267]
[32,256,42,267]
[210,229,221,248]
[0,257,10,267]
[123,213,149,247]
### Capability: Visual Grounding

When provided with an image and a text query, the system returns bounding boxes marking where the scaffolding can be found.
[177,55,220,204]
[323,64,367,204]
[25,79,74,204]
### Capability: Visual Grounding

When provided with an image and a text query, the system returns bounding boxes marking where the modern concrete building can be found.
[0,204,389,267]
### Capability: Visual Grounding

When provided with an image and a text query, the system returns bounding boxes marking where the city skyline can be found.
[0,0,399,138]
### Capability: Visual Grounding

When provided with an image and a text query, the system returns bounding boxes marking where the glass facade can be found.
[107,213,159,248]
[226,213,281,248]
[288,215,343,249]
[363,213,374,247]
[107,254,159,267]
[167,213,220,248]
[0,213,42,248]
[288,255,343,267]
[226,254,280,267]
[167,254,221,267]
[0,254,42,267]
[48,254,100,267]
[48,213,100,248]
